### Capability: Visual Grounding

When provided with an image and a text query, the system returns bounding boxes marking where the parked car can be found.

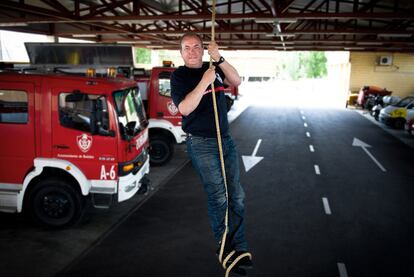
[405,118,414,136]
[379,96,414,129]
[371,95,401,121]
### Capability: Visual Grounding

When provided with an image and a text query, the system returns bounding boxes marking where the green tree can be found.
[299,51,327,78]
[135,48,151,64]
[277,52,302,80]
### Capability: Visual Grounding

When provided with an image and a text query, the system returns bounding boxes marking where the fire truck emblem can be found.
[167,101,178,115]
[77,134,93,153]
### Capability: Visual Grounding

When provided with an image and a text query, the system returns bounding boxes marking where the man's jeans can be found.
[186,135,247,251]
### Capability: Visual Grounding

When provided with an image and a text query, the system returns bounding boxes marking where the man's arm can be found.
[178,67,216,116]
[208,41,241,87]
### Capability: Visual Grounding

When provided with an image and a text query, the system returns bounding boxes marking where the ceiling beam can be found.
[2,11,414,26]
[55,29,414,36]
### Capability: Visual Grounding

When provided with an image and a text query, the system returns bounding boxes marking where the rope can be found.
[208,0,229,267]
[208,1,251,276]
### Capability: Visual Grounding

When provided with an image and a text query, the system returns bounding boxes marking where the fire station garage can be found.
[1,1,414,277]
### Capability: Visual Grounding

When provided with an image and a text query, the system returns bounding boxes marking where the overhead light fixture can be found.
[255,18,298,24]
[147,45,163,49]
[164,33,183,37]
[377,33,411,38]
[276,24,282,33]
[0,22,28,27]
[344,47,365,50]
[270,41,294,45]
[280,19,298,23]
[266,23,295,37]
[131,41,151,44]
[356,42,383,46]
[274,46,294,50]
[266,33,295,37]
[117,41,151,44]
[72,34,97,38]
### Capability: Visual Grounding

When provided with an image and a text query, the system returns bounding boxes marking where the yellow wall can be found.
[349,52,414,97]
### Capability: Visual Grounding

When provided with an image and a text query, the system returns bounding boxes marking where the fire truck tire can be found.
[27,179,85,228]
[149,135,174,166]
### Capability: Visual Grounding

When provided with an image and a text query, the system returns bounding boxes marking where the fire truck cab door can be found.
[51,88,118,181]
[151,70,181,125]
[0,81,35,184]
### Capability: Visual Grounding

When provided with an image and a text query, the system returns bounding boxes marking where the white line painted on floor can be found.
[314,164,320,175]
[304,122,308,127]
[352,138,386,172]
[242,139,264,172]
[322,197,331,215]
[337,263,349,277]
[306,132,311,137]
[302,116,306,120]
[309,145,314,152]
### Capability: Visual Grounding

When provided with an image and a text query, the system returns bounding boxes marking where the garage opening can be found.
[136,47,351,109]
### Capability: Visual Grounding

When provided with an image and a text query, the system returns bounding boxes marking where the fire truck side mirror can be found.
[90,99,115,137]
[125,121,137,137]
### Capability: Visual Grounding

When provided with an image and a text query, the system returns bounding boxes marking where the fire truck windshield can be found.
[113,87,148,137]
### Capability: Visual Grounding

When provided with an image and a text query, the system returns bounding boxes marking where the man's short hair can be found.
[179,32,203,51]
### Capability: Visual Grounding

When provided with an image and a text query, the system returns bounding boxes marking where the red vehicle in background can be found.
[0,43,150,227]
[357,85,392,109]
[135,61,238,166]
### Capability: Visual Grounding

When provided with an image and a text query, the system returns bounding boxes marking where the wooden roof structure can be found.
[1,0,413,51]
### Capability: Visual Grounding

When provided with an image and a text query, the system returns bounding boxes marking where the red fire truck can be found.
[135,62,238,166]
[0,44,150,227]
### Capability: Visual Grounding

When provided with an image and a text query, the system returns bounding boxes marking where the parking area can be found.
[1,87,414,277]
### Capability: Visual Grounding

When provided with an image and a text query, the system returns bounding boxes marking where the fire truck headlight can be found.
[123,163,134,173]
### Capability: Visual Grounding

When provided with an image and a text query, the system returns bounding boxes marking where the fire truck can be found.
[0,43,150,227]
[134,62,238,166]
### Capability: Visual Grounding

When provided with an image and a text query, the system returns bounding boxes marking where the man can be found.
[171,32,252,274]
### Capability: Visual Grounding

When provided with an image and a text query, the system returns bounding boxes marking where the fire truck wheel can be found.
[149,135,173,166]
[28,179,85,228]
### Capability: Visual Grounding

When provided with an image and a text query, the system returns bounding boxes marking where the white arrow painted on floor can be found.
[242,139,264,172]
[352,137,386,172]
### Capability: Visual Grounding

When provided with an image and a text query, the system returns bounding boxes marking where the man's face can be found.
[180,36,204,68]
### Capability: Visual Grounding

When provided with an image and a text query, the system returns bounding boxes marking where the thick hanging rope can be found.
[208,1,252,276]
[208,0,229,265]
